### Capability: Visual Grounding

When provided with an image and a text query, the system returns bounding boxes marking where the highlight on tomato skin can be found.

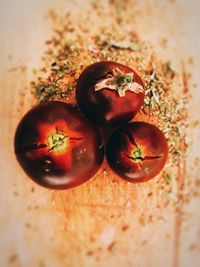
[76,61,145,128]
[106,122,168,183]
[14,101,104,189]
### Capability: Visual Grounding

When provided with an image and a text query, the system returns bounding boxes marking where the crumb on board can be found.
[121,224,129,231]
[8,254,18,264]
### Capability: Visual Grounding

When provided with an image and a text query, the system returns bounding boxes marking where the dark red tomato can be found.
[106,122,168,183]
[14,101,104,189]
[76,61,145,127]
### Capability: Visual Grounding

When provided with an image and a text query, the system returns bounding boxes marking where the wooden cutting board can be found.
[0,0,200,267]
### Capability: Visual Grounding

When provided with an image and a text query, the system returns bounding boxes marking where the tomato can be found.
[76,61,145,127]
[14,101,104,189]
[106,122,168,182]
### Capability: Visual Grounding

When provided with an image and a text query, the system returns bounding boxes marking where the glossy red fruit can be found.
[76,61,145,127]
[14,101,104,189]
[106,122,168,182]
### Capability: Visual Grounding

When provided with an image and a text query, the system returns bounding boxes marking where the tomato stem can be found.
[47,131,68,152]
[130,146,144,162]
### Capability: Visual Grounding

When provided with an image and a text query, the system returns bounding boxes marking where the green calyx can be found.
[48,131,68,152]
[131,146,144,162]
[124,75,132,83]
[116,75,132,87]
[116,76,125,86]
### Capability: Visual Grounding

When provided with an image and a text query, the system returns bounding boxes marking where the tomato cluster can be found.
[15,61,168,189]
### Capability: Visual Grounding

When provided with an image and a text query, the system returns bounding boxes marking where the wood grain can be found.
[0,1,200,267]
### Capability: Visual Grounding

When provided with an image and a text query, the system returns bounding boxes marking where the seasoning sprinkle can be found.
[30,2,189,212]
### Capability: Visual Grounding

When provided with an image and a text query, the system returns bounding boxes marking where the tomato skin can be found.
[106,122,168,183]
[76,61,145,127]
[14,101,104,189]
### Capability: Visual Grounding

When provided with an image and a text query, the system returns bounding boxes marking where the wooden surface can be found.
[0,1,200,267]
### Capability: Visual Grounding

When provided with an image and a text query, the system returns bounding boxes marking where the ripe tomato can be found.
[76,61,145,127]
[106,122,168,182]
[14,101,104,189]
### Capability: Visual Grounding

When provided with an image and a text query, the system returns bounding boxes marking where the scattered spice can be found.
[30,1,189,214]
[139,214,146,226]
[108,241,116,251]
[163,171,172,184]
[31,77,73,102]
[162,61,175,79]
[104,39,144,51]
[121,224,129,231]
[87,250,94,256]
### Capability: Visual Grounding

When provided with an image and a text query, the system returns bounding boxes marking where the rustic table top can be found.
[0,1,200,267]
